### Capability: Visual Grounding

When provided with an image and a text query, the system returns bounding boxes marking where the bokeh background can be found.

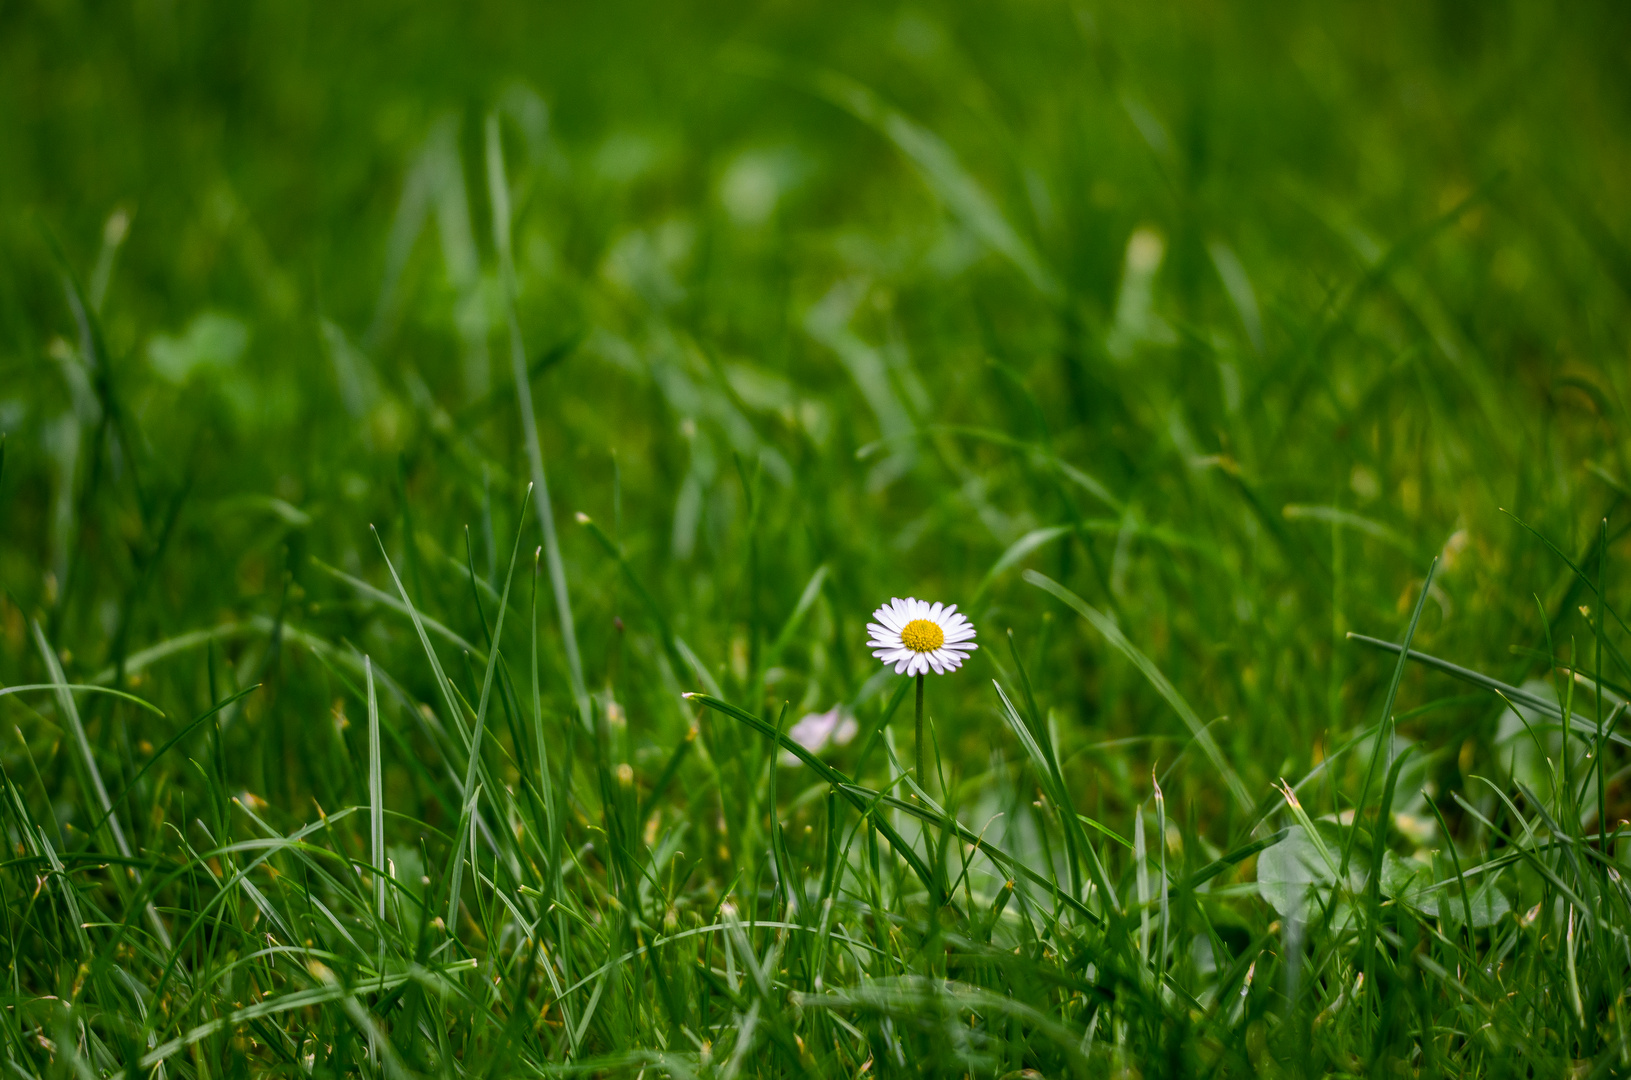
[3,0,1631,951]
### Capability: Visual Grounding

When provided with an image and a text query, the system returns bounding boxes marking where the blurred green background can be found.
[4,0,1631,853]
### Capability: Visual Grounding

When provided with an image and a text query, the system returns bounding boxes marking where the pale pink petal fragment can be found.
[780,707,860,766]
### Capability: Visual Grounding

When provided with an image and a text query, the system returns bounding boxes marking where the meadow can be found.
[3,0,1631,1075]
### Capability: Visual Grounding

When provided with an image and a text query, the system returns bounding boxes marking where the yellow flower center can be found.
[900,619,944,653]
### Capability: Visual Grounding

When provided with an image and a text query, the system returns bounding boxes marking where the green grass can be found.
[3,0,1631,1075]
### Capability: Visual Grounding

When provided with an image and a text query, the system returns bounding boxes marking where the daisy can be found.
[867,598,977,676]
[868,597,976,786]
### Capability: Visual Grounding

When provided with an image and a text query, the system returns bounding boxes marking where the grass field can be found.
[4,1,1631,1075]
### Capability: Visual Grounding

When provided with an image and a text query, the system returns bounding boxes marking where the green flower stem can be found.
[915,672,925,789]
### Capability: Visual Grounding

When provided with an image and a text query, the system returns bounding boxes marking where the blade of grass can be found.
[1024,571,1252,811]
[488,111,589,733]
[367,658,385,924]
[86,683,260,839]
[445,485,532,935]
[1342,558,1437,876]
[30,620,172,949]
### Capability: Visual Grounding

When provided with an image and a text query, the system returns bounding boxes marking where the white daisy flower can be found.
[867,597,977,676]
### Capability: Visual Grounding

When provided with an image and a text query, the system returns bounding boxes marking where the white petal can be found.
[927,653,945,674]
[943,628,976,643]
[929,601,945,621]
[943,604,958,618]
[894,657,910,674]
[787,708,843,751]
[875,608,904,632]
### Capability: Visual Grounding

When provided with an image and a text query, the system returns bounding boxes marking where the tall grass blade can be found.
[444,485,532,934]
[1342,557,1436,875]
[30,620,173,948]
[1024,571,1253,811]
[488,109,590,731]
[367,657,385,923]
[370,525,476,754]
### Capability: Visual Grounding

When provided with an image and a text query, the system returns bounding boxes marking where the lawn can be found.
[3,0,1631,1075]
